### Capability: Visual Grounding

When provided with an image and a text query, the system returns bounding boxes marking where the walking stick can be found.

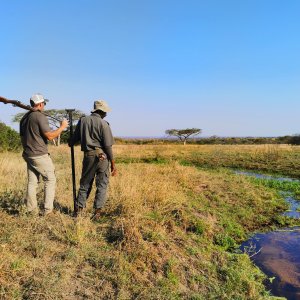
[66,109,77,211]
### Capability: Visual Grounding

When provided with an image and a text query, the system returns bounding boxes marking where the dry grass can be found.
[0,144,295,299]
[114,144,300,178]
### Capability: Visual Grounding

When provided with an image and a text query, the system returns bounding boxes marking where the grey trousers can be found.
[77,151,109,209]
[23,154,56,213]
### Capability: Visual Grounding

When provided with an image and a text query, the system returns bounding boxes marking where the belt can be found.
[84,148,104,157]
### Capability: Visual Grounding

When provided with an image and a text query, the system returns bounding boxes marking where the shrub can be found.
[0,122,21,152]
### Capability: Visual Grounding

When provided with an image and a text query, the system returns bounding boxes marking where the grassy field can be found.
[115,144,300,178]
[0,144,299,299]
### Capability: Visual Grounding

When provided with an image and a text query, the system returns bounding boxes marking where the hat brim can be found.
[32,99,49,104]
[91,107,111,113]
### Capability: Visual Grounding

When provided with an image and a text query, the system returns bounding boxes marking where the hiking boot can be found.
[73,206,83,218]
[26,209,39,217]
[41,209,54,217]
[91,208,102,221]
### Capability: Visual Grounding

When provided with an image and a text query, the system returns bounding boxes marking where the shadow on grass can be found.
[90,204,126,244]
[0,190,72,217]
[0,190,25,215]
[53,201,72,216]
[116,157,168,164]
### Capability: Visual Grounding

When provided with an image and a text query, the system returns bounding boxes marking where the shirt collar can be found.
[91,112,102,118]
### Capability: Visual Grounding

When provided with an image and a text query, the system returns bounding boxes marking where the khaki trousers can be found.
[23,154,56,213]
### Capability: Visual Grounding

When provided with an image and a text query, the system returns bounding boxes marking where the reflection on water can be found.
[235,171,300,183]
[241,228,300,300]
[236,171,300,299]
[281,194,300,219]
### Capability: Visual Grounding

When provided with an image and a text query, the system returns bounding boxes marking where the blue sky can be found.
[1,0,300,137]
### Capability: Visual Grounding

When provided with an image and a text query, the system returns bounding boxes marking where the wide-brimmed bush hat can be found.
[91,100,111,113]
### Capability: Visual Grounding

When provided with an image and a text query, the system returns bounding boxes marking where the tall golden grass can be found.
[0,144,294,299]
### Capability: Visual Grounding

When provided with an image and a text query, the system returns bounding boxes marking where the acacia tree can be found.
[165,128,202,145]
[13,109,84,146]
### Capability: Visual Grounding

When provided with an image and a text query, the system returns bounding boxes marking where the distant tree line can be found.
[115,135,300,145]
[1,119,300,152]
[193,135,300,145]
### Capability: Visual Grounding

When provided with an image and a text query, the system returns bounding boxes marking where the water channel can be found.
[236,171,300,300]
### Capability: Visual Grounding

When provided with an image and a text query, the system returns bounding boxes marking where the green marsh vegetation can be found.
[0,144,299,299]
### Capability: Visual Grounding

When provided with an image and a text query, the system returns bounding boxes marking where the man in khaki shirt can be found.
[20,93,68,215]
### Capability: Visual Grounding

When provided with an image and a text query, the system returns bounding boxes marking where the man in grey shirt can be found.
[20,93,68,215]
[69,100,117,220]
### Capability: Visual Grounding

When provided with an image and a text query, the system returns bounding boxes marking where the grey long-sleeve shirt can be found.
[70,113,114,161]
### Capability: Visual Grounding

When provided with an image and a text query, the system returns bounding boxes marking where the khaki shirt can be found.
[20,111,51,157]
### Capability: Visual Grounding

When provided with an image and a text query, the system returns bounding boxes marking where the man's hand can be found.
[44,118,69,141]
[111,160,117,176]
[98,153,107,161]
[61,119,69,129]
[111,167,117,176]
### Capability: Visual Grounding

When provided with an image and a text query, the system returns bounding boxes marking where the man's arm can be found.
[110,159,117,176]
[43,119,69,141]
[101,121,117,176]
[103,145,117,176]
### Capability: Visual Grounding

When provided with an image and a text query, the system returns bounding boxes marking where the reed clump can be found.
[0,144,296,299]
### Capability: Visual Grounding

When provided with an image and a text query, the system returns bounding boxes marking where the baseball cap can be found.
[30,93,49,105]
[91,100,111,113]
